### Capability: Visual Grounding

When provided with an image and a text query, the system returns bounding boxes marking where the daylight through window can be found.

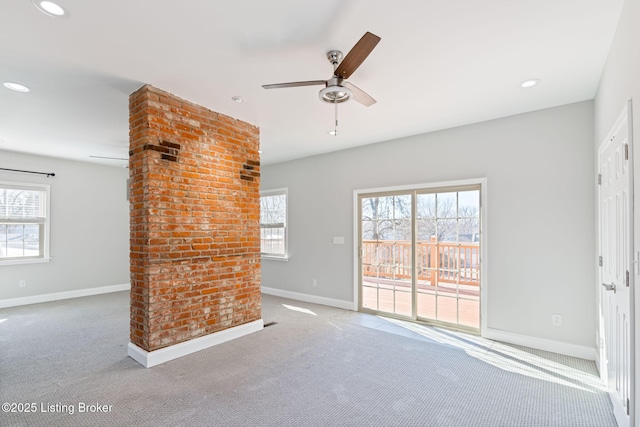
[0,182,50,263]
[260,189,287,257]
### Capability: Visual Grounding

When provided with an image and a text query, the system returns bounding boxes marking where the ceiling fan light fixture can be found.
[319,85,352,104]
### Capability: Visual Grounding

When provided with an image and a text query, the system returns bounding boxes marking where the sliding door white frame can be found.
[353,177,488,335]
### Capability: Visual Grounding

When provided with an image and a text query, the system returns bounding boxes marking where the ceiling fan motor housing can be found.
[327,50,344,66]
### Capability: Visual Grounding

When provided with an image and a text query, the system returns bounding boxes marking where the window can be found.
[358,182,483,331]
[260,189,287,258]
[0,182,50,264]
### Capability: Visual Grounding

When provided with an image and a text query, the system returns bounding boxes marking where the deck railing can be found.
[362,237,480,286]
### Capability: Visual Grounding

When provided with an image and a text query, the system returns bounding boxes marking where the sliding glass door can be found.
[360,193,413,317]
[359,186,481,331]
[415,189,480,328]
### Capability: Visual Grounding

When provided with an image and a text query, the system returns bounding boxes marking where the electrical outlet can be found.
[19,280,26,288]
[312,279,317,287]
[551,313,562,327]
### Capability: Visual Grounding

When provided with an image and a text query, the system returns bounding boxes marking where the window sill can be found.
[261,254,289,262]
[0,257,51,266]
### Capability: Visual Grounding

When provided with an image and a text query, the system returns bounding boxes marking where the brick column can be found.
[128,85,261,366]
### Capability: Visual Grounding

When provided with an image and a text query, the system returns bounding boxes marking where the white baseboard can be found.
[484,327,597,361]
[128,319,264,368]
[0,283,131,309]
[261,286,353,311]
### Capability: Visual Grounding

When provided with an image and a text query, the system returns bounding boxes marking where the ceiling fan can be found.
[262,31,381,108]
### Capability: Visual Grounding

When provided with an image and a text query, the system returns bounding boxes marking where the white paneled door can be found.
[599,103,633,427]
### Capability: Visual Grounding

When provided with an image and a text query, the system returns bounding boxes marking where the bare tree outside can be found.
[363,191,479,243]
[417,191,479,242]
[361,194,411,241]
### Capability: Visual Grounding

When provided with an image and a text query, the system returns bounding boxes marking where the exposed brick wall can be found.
[129,85,261,352]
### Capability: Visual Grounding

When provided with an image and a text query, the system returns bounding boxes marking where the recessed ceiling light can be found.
[258,150,263,154]
[32,0,68,17]
[231,96,244,103]
[3,82,30,92]
[520,79,541,88]
[328,130,338,136]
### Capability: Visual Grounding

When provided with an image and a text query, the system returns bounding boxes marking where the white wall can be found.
[262,100,595,349]
[594,0,640,422]
[0,150,129,301]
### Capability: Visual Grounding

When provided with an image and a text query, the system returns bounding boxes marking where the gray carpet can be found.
[0,291,616,426]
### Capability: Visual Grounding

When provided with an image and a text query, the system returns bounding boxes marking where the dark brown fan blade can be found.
[345,82,376,107]
[334,32,381,79]
[262,80,326,89]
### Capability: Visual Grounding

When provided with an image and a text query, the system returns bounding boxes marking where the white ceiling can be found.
[0,0,624,167]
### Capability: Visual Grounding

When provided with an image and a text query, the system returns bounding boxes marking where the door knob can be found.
[602,282,616,293]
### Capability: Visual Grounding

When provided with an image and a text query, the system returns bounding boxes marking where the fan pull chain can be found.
[333,101,339,136]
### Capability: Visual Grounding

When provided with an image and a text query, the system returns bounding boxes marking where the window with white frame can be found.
[0,182,50,263]
[260,189,287,258]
